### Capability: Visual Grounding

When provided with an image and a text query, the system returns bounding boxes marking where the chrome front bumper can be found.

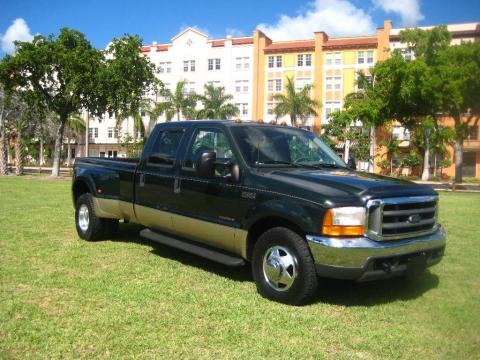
[306,227,446,281]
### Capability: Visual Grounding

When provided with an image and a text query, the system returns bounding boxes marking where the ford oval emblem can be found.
[408,214,422,224]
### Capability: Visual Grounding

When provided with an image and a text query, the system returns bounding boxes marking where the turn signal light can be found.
[322,208,365,236]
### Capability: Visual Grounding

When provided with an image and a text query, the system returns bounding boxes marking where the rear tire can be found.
[75,193,104,241]
[252,227,318,305]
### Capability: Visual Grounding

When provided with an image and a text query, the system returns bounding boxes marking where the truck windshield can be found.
[230,125,347,168]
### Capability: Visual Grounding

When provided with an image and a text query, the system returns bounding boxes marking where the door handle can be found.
[139,173,145,187]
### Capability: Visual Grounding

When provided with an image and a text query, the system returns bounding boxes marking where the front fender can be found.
[243,198,323,234]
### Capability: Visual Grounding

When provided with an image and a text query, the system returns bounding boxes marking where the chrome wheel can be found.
[78,204,90,232]
[262,245,298,291]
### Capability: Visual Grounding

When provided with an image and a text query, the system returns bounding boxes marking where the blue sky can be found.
[1,0,479,55]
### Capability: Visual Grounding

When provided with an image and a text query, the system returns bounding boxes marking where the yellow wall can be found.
[343,68,356,95]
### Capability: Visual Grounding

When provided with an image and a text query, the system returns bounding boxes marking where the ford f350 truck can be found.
[72,121,446,304]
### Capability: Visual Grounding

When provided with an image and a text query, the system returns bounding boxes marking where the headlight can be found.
[322,207,365,236]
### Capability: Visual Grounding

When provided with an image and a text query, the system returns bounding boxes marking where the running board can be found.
[140,228,246,267]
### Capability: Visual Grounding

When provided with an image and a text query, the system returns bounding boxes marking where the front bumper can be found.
[306,227,446,281]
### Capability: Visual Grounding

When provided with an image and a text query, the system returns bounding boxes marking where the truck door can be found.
[135,128,185,232]
[170,126,243,253]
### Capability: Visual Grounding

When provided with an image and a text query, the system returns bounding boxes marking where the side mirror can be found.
[228,163,241,183]
[195,151,216,178]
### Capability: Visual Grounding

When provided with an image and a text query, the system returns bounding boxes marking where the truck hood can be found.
[255,168,436,207]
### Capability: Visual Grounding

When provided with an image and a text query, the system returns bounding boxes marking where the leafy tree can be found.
[434,41,480,183]
[196,84,239,119]
[152,80,198,121]
[379,137,400,175]
[398,26,452,65]
[0,29,156,177]
[272,77,320,126]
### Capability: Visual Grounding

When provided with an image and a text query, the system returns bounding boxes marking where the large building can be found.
[74,20,480,178]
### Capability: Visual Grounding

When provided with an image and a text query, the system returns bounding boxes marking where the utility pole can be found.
[85,112,89,157]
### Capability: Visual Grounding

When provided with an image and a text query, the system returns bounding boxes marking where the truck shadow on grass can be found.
[112,223,440,306]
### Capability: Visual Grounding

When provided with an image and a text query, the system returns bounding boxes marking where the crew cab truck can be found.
[72,121,446,305]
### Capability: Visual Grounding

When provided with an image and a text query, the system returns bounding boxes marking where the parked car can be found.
[72,121,446,304]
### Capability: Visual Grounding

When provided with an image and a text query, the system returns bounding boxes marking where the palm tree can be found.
[64,113,85,166]
[272,77,320,126]
[196,84,239,120]
[116,98,156,141]
[152,80,198,121]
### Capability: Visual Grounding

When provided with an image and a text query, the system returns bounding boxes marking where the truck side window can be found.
[149,130,184,165]
[185,129,235,175]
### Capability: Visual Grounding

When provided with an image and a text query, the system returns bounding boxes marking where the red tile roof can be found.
[211,40,225,47]
[264,40,315,53]
[322,37,377,50]
[232,38,254,45]
[156,45,169,51]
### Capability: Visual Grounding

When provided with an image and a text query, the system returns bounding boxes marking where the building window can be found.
[108,127,114,138]
[467,125,478,140]
[334,53,342,65]
[94,128,98,138]
[297,54,304,67]
[159,62,171,73]
[267,102,275,116]
[207,81,221,88]
[325,77,332,90]
[235,57,249,70]
[114,128,119,139]
[208,58,221,70]
[276,55,282,68]
[235,80,249,93]
[88,128,93,139]
[267,79,274,92]
[183,60,195,72]
[325,101,341,116]
[326,53,333,65]
[268,56,274,68]
[295,77,312,91]
[275,79,282,92]
[358,51,365,64]
[356,73,372,90]
[367,51,374,64]
[183,82,195,95]
[297,54,312,67]
[107,150,118,158]
[305,54,312,66]
[334,77,342,90]
[236,103,248,116]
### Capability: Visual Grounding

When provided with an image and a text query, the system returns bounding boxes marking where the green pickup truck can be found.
[72,121,446,304]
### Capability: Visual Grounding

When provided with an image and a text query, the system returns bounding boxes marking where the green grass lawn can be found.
[1,177,479,359]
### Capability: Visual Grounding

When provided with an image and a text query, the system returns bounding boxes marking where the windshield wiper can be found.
[308,162,346,169]
[256,160,300,167]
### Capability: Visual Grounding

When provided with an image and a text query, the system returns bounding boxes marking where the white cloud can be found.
[373,0,424,26]
[225,28,246,38]
[1,18,33,54]
[257,0,376,40]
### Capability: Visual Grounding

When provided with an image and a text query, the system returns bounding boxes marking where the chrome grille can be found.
[365,196,439,241]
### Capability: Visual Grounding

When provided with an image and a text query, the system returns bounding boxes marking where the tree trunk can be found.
[51,114,67,177]
[14,129,24,176]
[369,127,376,173]
[39,138,45,166]
[454,116,463,184]
[0,128,8,175]
[67,138,72,167]
[421,133,430,181]
[454,137,463,183]
[344,139,350,164]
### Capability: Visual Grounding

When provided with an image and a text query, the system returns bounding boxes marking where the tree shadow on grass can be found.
[110,223,252,283]
[111,223,439,304]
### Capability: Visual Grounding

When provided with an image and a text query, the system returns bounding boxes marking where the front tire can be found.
[252,227,318,305]
[75,193,105,241]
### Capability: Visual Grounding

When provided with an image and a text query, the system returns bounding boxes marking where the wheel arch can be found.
[72,177,95,207]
